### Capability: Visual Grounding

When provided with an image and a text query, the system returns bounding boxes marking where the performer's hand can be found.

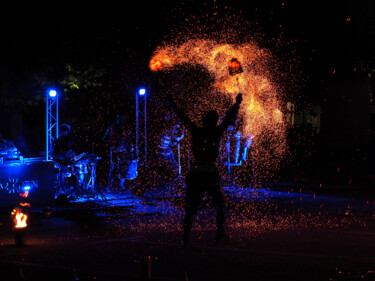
[236,93,243,104]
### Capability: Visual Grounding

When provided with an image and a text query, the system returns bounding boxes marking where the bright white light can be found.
[49,90,57,97]
[139,88,146,96]
[23,186,31,191]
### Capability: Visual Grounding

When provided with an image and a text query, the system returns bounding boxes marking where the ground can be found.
[0,183,374,281]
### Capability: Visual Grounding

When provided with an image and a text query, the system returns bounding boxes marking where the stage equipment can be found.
[123,159,138,180]
[172,124,185,176]
[223,130,255,186]
[136,88,147,168]
[171,124,185,190]
[46,89,59,161]
[0,157,55,207]
[55,153,102,199]
[224,128,242,186]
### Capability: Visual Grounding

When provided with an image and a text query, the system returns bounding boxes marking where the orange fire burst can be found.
[150,38,288,177]
[149,39,285,136]
[11,207,27,228]
[149,55,172,71]
[149,59,163,71]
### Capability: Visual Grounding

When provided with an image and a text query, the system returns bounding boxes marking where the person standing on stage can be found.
[168,92,243,246]
[53,124,75,163]
[103,113,134,191]
[53,124,75,190]
[156,112,179,181]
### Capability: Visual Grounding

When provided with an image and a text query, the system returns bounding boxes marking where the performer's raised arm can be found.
[218,93,243,134]
[166,93,195,130]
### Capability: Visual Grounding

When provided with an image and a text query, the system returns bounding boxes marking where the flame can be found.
[11,208,27,228]
[149,59,163,71]
[19,191,29,198]
[19,203,31,207]
[149,52,173,71]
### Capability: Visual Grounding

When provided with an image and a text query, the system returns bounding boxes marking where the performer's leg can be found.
[208,181,226,241]
[183,203,196,246]
[183,173,203,246]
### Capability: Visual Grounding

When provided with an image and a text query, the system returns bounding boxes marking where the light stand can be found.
[46,89,58,161]
[136,88,147,168]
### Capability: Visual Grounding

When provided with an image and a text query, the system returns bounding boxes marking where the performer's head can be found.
[202,110,219,128]
[59,124,71,137]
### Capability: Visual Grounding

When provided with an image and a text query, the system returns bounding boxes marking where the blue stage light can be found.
[23,185,31,191]
[139,88,146,96]
[49,90,57,98]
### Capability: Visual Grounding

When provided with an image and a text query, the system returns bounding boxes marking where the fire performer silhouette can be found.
[167,92,243,246]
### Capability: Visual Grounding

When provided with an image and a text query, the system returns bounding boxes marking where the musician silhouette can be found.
[103,113,134,191]
[168,93,243,246]
[53,124,75,163]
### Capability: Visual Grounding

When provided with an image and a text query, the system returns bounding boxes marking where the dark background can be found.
[0,0,374,186]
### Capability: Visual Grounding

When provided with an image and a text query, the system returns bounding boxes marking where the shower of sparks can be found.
[150,38,287,179]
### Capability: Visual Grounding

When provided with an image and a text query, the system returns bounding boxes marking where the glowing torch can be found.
[228,58,243,75]
[229,58,244,93]
[11,207,27,246]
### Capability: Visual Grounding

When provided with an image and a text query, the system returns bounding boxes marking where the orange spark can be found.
[19,191,29,198]
[19,203,31,207]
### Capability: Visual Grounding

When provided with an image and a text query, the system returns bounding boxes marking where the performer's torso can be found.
[191,126,222,164]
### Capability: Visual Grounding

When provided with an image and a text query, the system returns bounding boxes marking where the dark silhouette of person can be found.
[53,124,75,163]
[168,93,243,246]
[53,124,75,190]
[103,113,135,191]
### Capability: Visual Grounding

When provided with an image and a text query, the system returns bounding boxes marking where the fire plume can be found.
[150,38,288,177]
[150,39,285,136]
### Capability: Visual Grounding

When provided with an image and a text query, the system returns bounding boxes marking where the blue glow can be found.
[23,185,31,191]
[139,88,146,96]
[49,90,57,97]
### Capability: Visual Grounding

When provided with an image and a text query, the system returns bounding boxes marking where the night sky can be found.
[0,1,373,170]
[0,1,368,74]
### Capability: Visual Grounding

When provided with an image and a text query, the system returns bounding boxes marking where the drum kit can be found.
[55,152,103,199]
